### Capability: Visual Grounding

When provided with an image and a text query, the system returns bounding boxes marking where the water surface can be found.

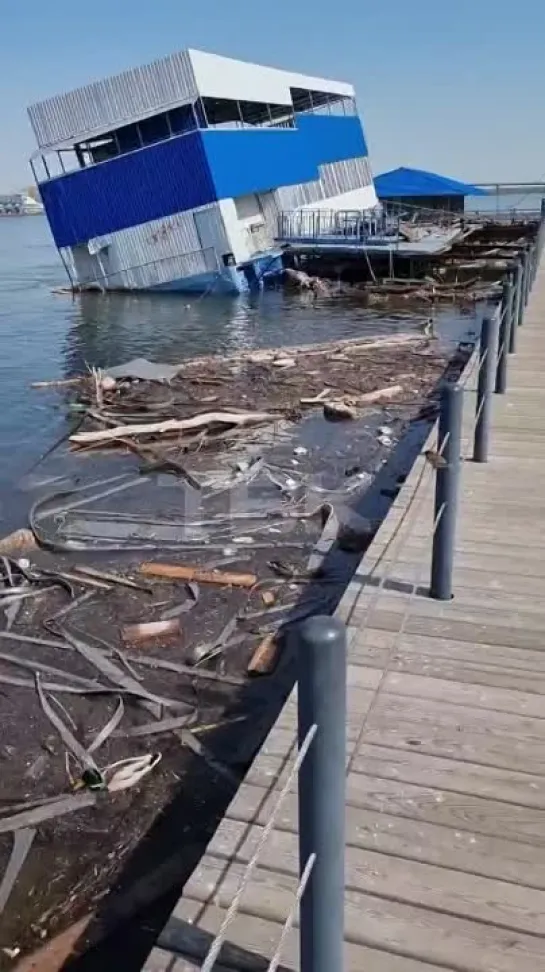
[0,215,476,531]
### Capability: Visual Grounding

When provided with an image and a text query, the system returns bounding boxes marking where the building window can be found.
[201,97,243,129]
[138,113,170,145]
[290,87,356,117]
[116,123,142,154]
[169,104,197,135]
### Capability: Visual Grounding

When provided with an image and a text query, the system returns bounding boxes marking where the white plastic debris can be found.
[377,434,393,447]
[294,446,308,456]
[378,425,393,437]
[233,536,254,545]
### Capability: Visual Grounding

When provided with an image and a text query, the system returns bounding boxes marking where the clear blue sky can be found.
[2,0,544,189]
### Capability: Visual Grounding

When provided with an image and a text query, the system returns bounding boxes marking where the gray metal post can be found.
[514,260,524,331]
[496,278,513,391]
[522,249,530,305]
[520,250,528,312]
[298,615,346,972]
[473,315,499,463]
[430,384,463,600]
[526,245,534,301]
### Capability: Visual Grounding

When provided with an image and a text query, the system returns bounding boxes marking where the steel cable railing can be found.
[174,218,544,972]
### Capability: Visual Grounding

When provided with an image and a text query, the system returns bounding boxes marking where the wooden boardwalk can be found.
[147,261,545,972]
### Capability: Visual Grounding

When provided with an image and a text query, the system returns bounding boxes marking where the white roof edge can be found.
[187,48,354,100]
[187,47,355,98]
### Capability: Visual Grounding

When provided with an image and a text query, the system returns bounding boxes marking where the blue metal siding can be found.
[202,115,368,199]
[40,133,217,247]
[202,130,317,200]
[294,115,368,166]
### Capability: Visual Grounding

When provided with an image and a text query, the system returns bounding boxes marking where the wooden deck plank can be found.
[205,822,545,934]
[148,255,545,970]
[161,899,451,972]
[183,856,545,972]
[217,790,545,889]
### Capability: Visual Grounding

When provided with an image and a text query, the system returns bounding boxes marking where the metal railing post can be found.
[525,247,532,303]
[514,260,524,331]
[522,248,531,306]
[430,384,463,600]
[298,615,346,972]
[473,315,499,463]
[508,265,518,354]
[496,277,513,391]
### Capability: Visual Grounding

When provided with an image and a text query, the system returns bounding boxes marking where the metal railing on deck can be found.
[197,616,347,972]
[278,200,464,248]
[186,201,545,972]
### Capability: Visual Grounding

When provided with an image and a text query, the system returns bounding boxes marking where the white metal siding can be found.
[258,156,375,236]
[193,206,230,255]
[188,49,354,104]
[64,204,225,289]
[28,50,198,150]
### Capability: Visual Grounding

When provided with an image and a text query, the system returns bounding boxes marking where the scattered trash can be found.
[104,358,181,384]
[293,446,308,456]
[121,619,181,644]
[323,400,358,421]
[247,632,282,676]
[139,562,258,588]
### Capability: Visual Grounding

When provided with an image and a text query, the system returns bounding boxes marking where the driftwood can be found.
[0,528,38,555]
[247,632,281,676]
[358,384,403,404]
[121,619,181,644]
[69,410,275,446]
[323,401,358,421]
[139,562,257,588]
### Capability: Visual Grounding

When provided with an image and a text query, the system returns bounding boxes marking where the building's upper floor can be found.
[28,50,373,250]
[28,49,358,164]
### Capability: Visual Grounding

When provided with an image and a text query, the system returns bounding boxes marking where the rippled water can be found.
[0,215,478,532]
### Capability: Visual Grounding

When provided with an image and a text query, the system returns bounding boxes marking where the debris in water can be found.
[247,632,282,676]
[121,619,181,644]
[139,562,258,588]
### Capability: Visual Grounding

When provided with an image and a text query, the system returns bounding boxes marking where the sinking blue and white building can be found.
[28,48,377,294]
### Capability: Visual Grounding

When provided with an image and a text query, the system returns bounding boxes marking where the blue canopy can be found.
[374,167,488,198]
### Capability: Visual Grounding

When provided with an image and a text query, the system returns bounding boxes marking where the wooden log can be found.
[69,411,275,446]
[358,384,403,404]
[247,632,281,676]
[140,562,257,588]
[121,619,181,644]
[0,528,38,555]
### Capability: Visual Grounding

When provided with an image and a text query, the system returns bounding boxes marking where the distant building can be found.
[374,167,487,213]
[0,194,24,215]
[0,192,44,215]
[27,48,377,293]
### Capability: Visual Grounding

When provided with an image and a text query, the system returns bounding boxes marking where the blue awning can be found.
[374,167,488,198]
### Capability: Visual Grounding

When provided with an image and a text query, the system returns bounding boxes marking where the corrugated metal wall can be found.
[64,204,226,289]
[28,50,197,149]
[40,133,217,248]
[258,155,374,238]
